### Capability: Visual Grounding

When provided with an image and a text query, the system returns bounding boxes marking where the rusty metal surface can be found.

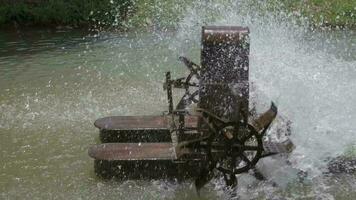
[95,115,198,130]
[251,103,278,132]
[99,129,171,143]
[94,116,169,130]
[88,143,176,160]
[94,159,203,180]
[183,115,199,127]
[96,115,199,143]
[200,26,250,122]
[202,26,249,43]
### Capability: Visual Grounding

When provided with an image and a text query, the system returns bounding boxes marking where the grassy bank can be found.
[0,0,193,30]
[282,0,355,29]
[126,0,193,29]
[0,0,133,28]
[0,0,354,29]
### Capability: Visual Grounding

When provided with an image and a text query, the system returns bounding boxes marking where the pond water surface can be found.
[1,4,356,199]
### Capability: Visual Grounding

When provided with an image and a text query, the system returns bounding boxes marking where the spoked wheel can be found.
[183,72,200,103]
[195,103,278,190]
[176,57,201,108]
[212,123,263,176]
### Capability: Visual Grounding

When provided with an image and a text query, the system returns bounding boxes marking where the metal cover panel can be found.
[88,143,176,161]
[202,26,249,43]
[200,26,250,122]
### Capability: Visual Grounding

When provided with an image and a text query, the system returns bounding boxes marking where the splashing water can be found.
[0,0,355,199]
[171,0,356,174]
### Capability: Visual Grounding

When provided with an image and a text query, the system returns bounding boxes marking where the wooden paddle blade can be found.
[251,102,278,132]
[194,162,217,194]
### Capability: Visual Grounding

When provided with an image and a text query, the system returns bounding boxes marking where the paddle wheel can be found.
[88,26,295,190]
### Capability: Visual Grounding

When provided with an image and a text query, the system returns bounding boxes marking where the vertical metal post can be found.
[166,72,174,114]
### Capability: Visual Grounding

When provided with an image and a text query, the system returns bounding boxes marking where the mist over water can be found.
[0,0,355,199]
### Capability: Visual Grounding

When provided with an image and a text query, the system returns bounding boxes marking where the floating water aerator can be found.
[88,26,295,190]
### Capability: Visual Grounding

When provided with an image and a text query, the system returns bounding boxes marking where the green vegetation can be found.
[0,0,354,29]
[282,0,356,28]
[344,145,356,158]
[127,0,193,29]
[0,0,133,28]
